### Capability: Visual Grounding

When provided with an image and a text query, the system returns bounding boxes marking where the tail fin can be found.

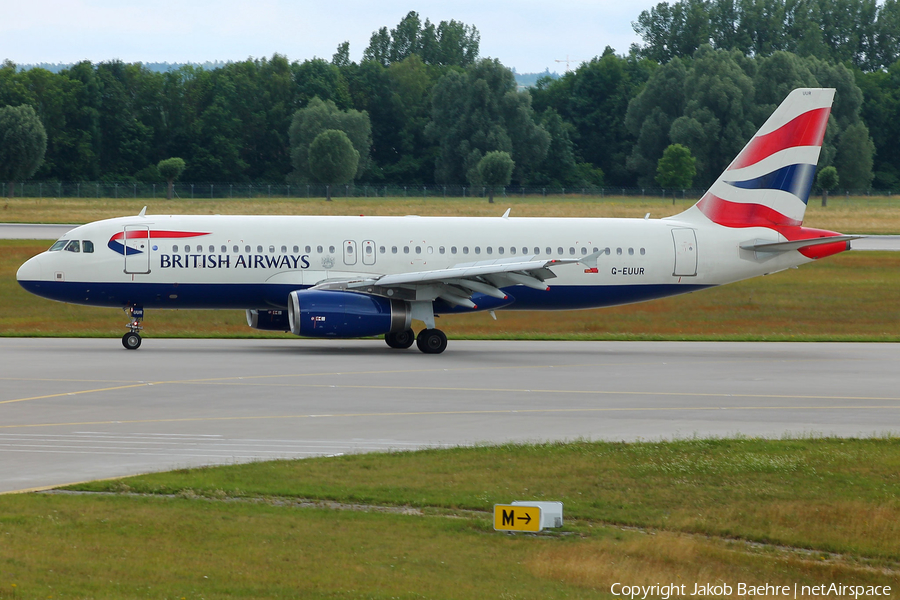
[684,88,835,229]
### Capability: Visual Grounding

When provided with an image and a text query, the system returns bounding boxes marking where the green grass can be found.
[4,240,900,340]
[1,438,898,598]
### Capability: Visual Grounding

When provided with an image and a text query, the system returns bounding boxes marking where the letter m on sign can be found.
[502,509,515,527]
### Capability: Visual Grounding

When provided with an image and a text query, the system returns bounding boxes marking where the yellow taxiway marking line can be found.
[2,404,899,430]
[2,376,899,407]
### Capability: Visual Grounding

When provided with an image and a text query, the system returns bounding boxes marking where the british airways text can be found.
[159,254,311,269]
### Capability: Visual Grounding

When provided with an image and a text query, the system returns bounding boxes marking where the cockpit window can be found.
[64,240,81,253]
[49,240,67,252]
[83,240,94,253]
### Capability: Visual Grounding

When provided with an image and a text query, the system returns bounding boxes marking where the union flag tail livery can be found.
[679,88,853,260]
[17,88,858,353]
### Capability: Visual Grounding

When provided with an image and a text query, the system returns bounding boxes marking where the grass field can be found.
[3,193,900,232]
[3,239,899,340]
[0,438,898,598]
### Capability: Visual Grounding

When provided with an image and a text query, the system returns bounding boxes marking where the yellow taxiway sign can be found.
[493,504,542,532]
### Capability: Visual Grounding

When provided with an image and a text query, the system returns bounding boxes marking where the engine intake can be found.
[246,309,290,332]
[288,290,411,338]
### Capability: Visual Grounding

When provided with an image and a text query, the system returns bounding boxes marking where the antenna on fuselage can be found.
[138,206,147,217]
[502,208,511,219]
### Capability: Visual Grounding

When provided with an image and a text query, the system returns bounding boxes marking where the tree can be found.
[817,165,839,206]
[655,143,696,197]
[474,151,514,203]
[289,97,371,182]
[427,59,549,186]
[308,130,359,201]
[157,157,185,200]
[0,105,47,197]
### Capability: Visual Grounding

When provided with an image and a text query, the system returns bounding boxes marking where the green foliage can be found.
[157,157,185,200]
[655,143,696,189]
[157,157,185,182]
[633,0,900,72]
[0,104,47,197]
[308,130,359,200]
[474,151,514,202]
[428,58,549,186]
[289,97,371,182]
[817,165,839,191]
[362,11,480,67]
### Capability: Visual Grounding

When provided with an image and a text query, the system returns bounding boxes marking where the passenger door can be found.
[124,225,151,274]
[672,228,697,277]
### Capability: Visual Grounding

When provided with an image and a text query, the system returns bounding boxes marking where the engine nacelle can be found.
[246,309,290,332]
[287,290,411,338]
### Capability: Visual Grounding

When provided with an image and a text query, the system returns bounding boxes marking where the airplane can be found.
[17,88,858,354]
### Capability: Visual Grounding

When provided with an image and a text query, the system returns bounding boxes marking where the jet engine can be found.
[246,309,291,332]
[287,290,411,338]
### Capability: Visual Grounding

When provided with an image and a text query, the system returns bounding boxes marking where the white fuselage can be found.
[17,212,812,313]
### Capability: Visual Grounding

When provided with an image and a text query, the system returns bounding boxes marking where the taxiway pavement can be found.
[2,339,897,493]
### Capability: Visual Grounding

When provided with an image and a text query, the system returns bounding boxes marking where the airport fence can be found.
[4,180,900,204]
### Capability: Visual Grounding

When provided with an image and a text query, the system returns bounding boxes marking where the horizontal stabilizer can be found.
[740,235,862,253]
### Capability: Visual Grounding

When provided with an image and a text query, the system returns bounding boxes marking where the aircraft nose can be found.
[16,255,43,284]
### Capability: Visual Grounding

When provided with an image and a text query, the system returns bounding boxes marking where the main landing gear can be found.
[384,328,448,354]
[122,306,144,350]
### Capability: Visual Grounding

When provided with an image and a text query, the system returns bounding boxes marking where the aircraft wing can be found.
[310,256,583,308]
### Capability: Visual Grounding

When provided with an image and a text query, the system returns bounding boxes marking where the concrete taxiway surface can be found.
[2,338,898,493]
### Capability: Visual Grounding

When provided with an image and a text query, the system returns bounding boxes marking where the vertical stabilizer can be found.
[681,88,835,229]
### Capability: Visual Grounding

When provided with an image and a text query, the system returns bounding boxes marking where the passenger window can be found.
[233,245,239,253]
[498,247,504,255]
[186,245,192,252]
[463,246,469,254]
[209,245,215,253]
[317,245,323,253]
[269,245,275,253]
[220,245,226,253]
[475,246,481,254]
[581,247,587,255]
[173,245,179,252]
[347,245,354,254]
[628,248,634,255]
[569,247,575,255]
[439,246,445,254]
[557,247,563,255]
[365,246,372,254]
[293,246,299,253]
[65,240,80,253]
[510,247,515,255]
[427,246,433,254]
[305,246,311,253]
[257,245,263,253]
[617,248,623,255]
[329,246,335,253]
[545,247,551,255]
[391,246,398,254]
[415,246,421,254]
[245,245,251,253]
[280,245,286,253]
[534,247,539,255]
[451,246,457,254]
[486,247,493,255]
[640,248,646,255]
[605,248,611,255]
[379,246,386,254]
[404,246,410,254]
[83,240,94,253]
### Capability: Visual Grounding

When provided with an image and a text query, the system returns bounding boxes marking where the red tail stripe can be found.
[729,107,831,171]
[697,193,801,228]
[110,230,210,241]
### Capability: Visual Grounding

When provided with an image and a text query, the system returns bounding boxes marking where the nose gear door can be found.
[124,225,151,274]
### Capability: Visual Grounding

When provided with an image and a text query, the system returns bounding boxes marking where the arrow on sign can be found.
[518,513,532,524]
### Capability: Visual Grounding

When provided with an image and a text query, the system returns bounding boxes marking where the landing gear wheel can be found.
[122,332,142,350]
[385,329,415,349]
[416,328,447,354]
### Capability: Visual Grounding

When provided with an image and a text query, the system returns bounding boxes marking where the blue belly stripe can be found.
[18,280,713,312]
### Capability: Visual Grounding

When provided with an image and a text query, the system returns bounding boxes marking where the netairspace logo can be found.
[610,582,892,600]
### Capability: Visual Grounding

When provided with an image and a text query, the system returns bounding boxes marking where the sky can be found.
[2,0,656,74]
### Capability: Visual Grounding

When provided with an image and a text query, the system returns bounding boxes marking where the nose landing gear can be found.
[122,306,144,350]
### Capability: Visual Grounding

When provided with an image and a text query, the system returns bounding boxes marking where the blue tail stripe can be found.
[725,163,817,205]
